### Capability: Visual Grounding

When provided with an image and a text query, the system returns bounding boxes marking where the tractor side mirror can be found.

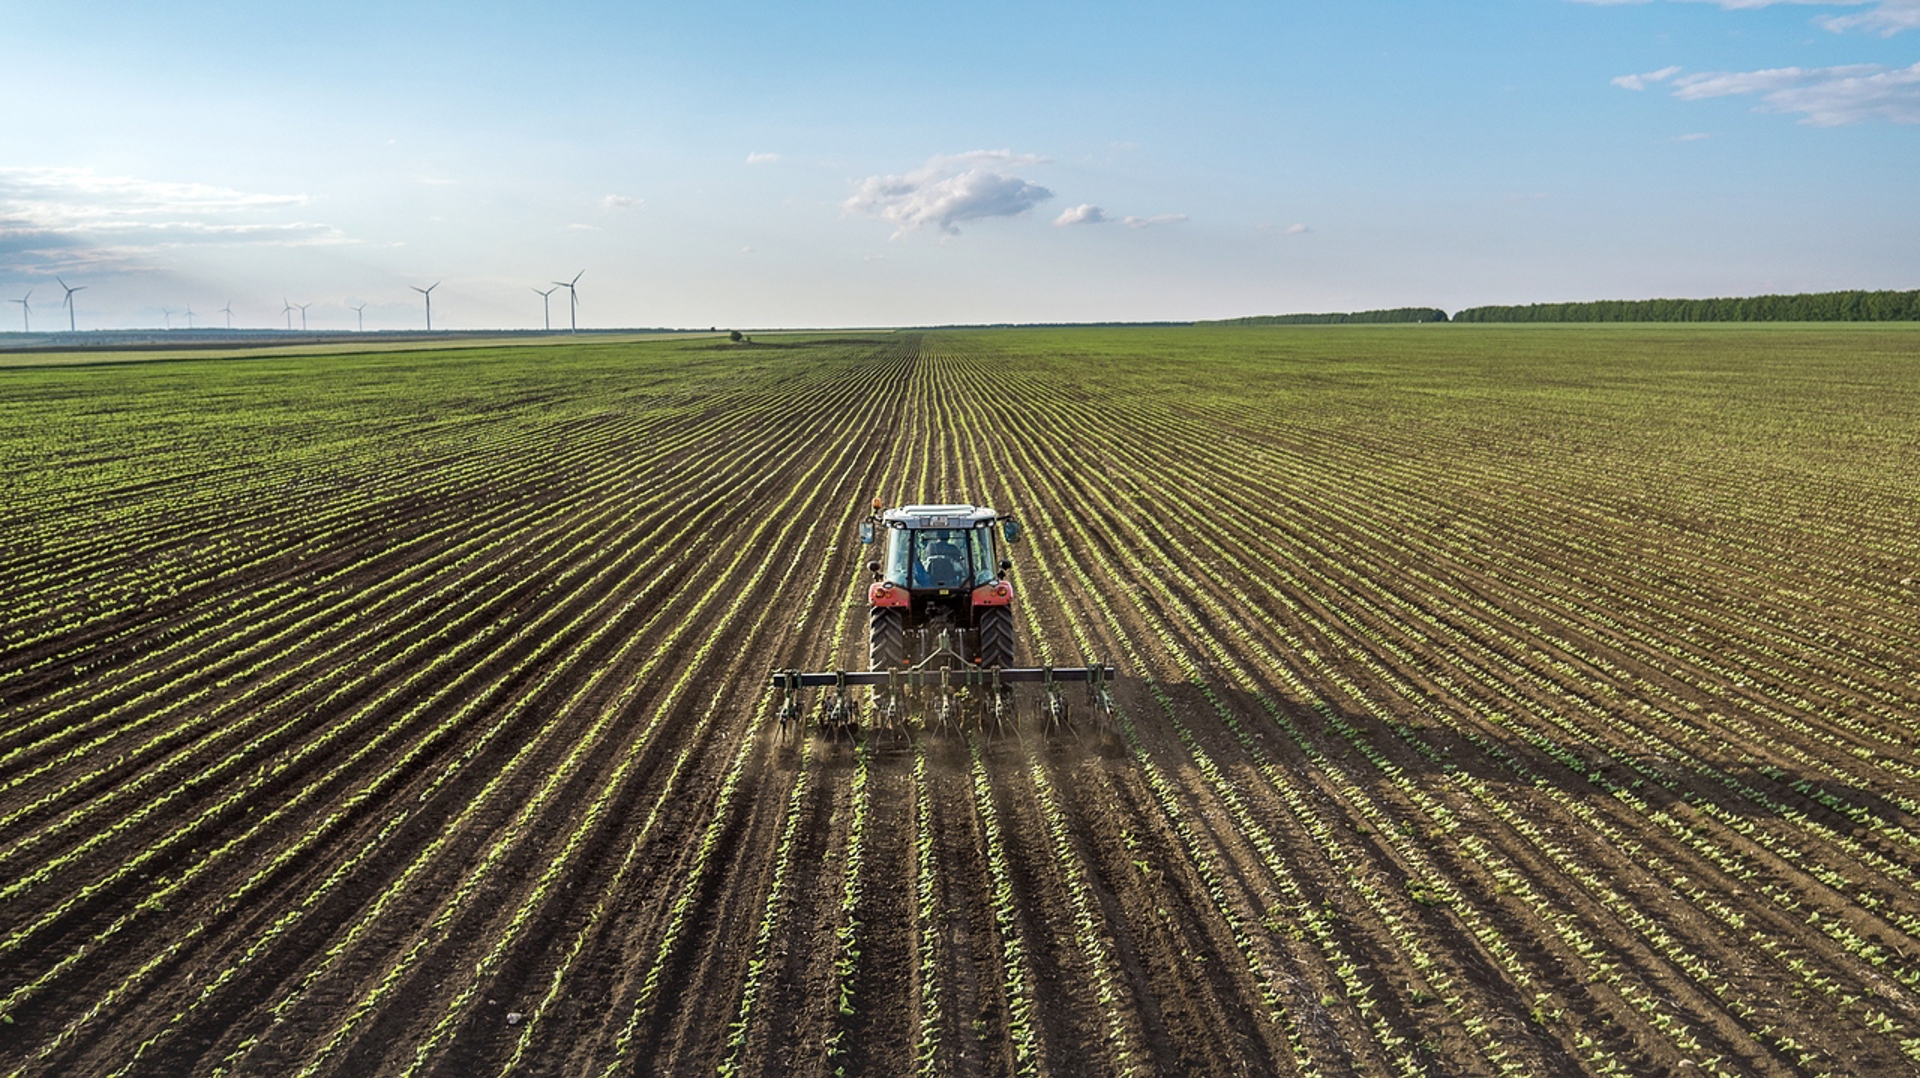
[1001,519,1022,544]
[858,521,875,545]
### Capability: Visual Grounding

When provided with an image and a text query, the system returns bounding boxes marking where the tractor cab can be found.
[866,504,1020,591]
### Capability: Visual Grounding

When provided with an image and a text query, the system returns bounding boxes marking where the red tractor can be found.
[862,502,1020,671]
[771,499,1114,733]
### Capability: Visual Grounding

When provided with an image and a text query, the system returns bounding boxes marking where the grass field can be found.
[3,324,1919,1076]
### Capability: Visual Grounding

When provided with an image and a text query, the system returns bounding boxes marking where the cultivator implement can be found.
[772,633,1115,736]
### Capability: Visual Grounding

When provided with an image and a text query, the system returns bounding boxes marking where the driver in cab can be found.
[913,533,966,588]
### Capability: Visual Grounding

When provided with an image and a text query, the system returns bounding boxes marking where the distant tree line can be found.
[1452,290,1920,323]
[1206,307,1449,326]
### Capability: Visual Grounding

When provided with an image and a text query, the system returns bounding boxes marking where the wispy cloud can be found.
[745,152,781,165]
[1664,61,1920,123]
[1571,0,1920,35]
[845,150,1053,237]
[0,166,338,273]
[600,193,642,209]
[1052,204,1187,228]
[1820,0,1920,33]
[0,167,308,230]
[1613,65,1682,90]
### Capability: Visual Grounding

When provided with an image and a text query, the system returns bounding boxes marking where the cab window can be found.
[884,526,913,586]
[970,526,997,586]
[911,529,970,588]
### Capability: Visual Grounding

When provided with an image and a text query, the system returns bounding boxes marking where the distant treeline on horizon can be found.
[1453,289,1920,323]
[1210,289,1920,326]
[1206,307,1448,326]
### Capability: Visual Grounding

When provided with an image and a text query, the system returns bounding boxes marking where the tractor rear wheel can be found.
[979,605,1015,668]
[869,606,905,669]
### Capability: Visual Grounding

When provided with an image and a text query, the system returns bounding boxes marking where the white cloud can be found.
[1673,131,1715,139]
[1284,223,1310,235]
[1672,61,1920,123]
[1053,203,1108,226]
[1122,214,1188,228]
[1571,0,1919,34]
[1612,65,1683,90]
[745,152,781,165]
[844,150,1053,237]
[601,194,642,209]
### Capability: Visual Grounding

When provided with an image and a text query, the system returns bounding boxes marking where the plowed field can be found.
[4,325,1920,1076]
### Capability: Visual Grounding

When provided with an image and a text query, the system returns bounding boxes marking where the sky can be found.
[2,0,1916,330]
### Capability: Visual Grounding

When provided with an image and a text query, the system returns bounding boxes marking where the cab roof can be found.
[881,503,998,528]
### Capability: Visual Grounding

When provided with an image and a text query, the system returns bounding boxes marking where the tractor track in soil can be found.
[4,327,1920,1076]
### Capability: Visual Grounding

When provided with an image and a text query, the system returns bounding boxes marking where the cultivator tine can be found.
[1088,662,1114,720]
[988,667,1011,735]
[870,668,900,733]
[873,692,902,732]
[774,670,804,748]
[830,671,856,732]
[935,664,956,732]
[777,670,801,728]
[1038,665,1069,733]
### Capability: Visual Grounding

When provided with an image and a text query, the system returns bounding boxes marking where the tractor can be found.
[771,499,1115,734]
[863,502,1019,671]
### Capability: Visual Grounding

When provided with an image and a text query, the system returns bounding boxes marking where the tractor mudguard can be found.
[970,581,1013,607]
[868,580,911,608]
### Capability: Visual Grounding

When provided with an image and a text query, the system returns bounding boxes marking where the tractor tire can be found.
[979,605,1016,668]
[869,606,906,670]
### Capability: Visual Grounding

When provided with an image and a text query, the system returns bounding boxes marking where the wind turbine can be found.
[411,281,439,331]
[281,298,294,330]
[351,303,367,332]
[551,271,582,333]
[184,306,195,330]
[295,302,311,331]
[533,286,557,331]
[162,307,175,330]
[219,301,233,329]
[57,277,85,332]
[9,290,28,333]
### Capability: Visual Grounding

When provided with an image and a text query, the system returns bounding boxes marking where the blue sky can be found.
[3,0,1915,329]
